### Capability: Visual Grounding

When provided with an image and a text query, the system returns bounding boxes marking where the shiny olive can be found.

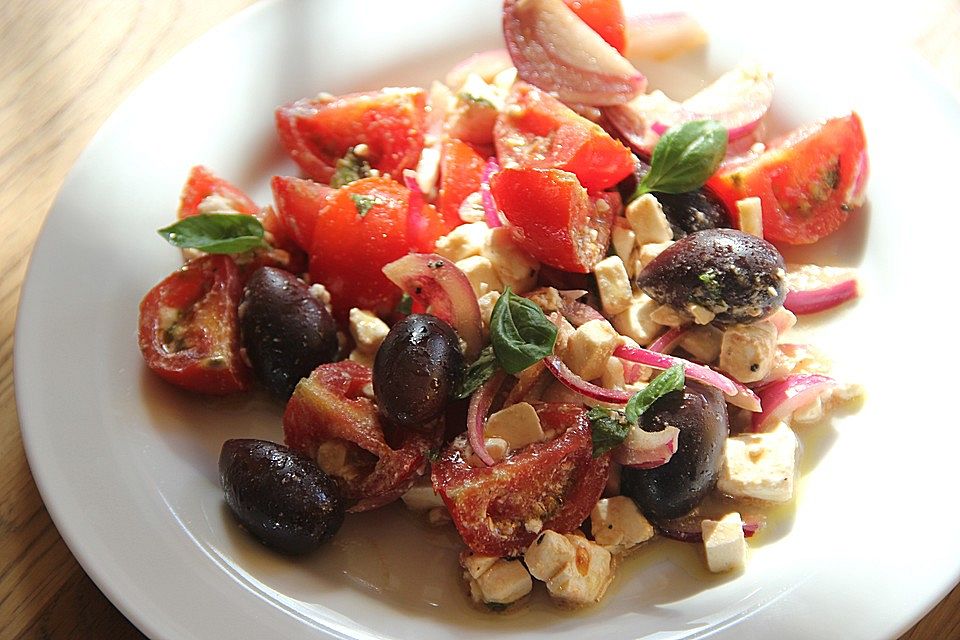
[620,381,728,521]
[637,228,786,325]
[239,267,338,398]
[219,439,344,554]
[373,314,463,430]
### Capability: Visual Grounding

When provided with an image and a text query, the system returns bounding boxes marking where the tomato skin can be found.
[437,138,486,228]
[309,176,447,321]
[562,0,627,53]
[432,403,610,557]
[138,255,251,395]
[491,167,615,273]
[178,165,259,218]
[276,88,426,184]
[283,361,439,512]
[494,82,634,191]
[271,175,333,252]
[707,113,868,245]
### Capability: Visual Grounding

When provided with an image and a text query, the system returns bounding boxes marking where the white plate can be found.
[16,1,960,638]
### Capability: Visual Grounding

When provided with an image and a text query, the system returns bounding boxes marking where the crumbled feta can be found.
[686,303,716,325]
[348,308,390,355]
[736,196,764,238]
[477,290,501,338]
[612,294,660,346]
[718,421,799,503]
[649,304,688,327]
[564,319,621,380]
[401,480,446,511]
[492,66,518,91]
[625,194,673,245]
[462,554,533,606]
[447,73,504,145]
[308,283,332,309]
[414,145,442,197]
[482,436,509,463]
[593,256,633,316]
[455,255,504,297]
[638,240,673,268]
[701,512,747,573]
[601,356,626,390]
[525,533,614,606]
[484,402,544,450]
[591,496,655,554]
[458,191,486,223]
[434,221,490,262]
[483,227,539,294]
[196,193,240,214]
[719,321,778,383]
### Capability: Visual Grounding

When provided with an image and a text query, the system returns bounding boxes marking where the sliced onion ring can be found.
[503,0,645,106]
[614,345,737,397]
[648,326,687,354]
[382,253,483,360]
[784,279,859,315]
[479,157,502,228]
[657,514,764,543]
[402,170,432,252]
[467,371,507,466]
[543,356,631,405]
[751,374,838,432]
[560,299,605,327]
[612,424,679,469]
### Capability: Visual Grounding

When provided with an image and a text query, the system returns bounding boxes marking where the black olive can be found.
[620,381,728,521]
[373,314,463,430]
[636,228,786,325]
[239,267,338,398]
[219,439,344,554]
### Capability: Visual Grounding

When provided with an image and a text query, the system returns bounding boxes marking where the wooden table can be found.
[1,1,958,638]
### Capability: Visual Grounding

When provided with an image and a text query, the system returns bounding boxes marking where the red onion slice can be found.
[614,345,738,397]
[612,424,679,468]
[445,49,513,90]
[503,0,645,106]
[479,157,502,228]
[624,12,709,62]
[467,370,507,466]
[543,356,631,404]
[648,326,687,354]
[725,378,762,413]
[402,170,432,252]
[784,278,859,315]
[750,374,838,432]
[657,514,764,543]
[560,299,605,327]
[382,253,483,360]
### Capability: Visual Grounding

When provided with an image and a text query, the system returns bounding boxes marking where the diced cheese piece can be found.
[460,551,499,580]
[701,512,747,573]
[679,325,723,363]
[612,294,660,346]
[401,481,446,511]
[308,283,332,308]
[472,559,532,605]
[625,194,673,244]
[458,191,486,223]
[718,422,799,503]
[196,193,241,214]
[447,74,504,145]
[492,66,518,91]
[792,395,823,423]
[349,308,389,355]
[611,223,637,268]
[415,145,442,197]
[601,356,626,390]
[593,256,632,316]
[687,303,715,325]
[483,437,509,462]
[484,402,544,450]
[525,530,576,581]
[736,196,764,237]
[649,304,687,327]
[638,240,673,268]
[543,536,614,606]
[564,319,621,380]
[483,227,539,294]
[591,496,655,553]
[348,348,374,368]
[427,507,451,526]
[719,321,777,383]
[456,255,504,297]
[477,290,500,338]
[434,221,490,262]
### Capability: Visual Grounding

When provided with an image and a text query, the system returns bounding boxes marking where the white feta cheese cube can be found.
[348,308,389,355]
[718,422,799,503]
[678,325,723,363]
[611,224,637,269]
[736,196,764,237]
[564,319,621,380]
[473,559,532,605]
[625,194,673,244]
[524,530,576,581]
[447,74,504,145]
[484,402,544,450]
[612,294,660,346]
[719,321,778,383]
[593,256,633,316]
[456,255,504,297]
[427,507,451,526]
[477,290,500,338]
[686,303,716,325]
[544,536,614,606]
[591,496,655,553]
[458,191,486,223]
[638,241,673,268]
[434,222,490,262]
[196,193,241,214]
[701,512,747,573]
[649,304,687,327]
[600,356,626,390]
[483,437,509,463]
[400,481,446,511]
[460,551,499,580]
[347,348,374,368]
[483,227,539,294]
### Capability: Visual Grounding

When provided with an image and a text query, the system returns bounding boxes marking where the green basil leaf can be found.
[624,363,685,423]
[490,287,557,374]
[157,214,267,254]
[331,147,372,188]
[454,345,500,399]
[633,120,728,198]
[395,293,413,316]
[350,193,380,218]
[588,407,631,457]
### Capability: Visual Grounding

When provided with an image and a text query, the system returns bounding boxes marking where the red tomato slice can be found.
[437,138,486,229]
[432,403,610,557]
[178,165,259,218]
[283,361,440,512]
[491,167,615,273]
[707,113,868,245]
[138,255,251,395]
[271,175,333,252]
[276,88,426,184]
[309,176,448,321]
[494,82,634,191]
[563,0,627,53]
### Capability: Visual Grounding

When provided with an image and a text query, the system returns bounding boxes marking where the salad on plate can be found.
[137,0,866,612]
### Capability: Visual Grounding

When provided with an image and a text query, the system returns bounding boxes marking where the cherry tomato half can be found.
[563,0,627,54]
[271,175,333,252]
[437,138,486,228]
[138,254,251,395]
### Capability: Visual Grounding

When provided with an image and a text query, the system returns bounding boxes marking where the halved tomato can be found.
[275,88,426,184]
[707,113,868,245]
[432,403,610,557]
[563,0,627,54]
[494,82,634,191]
[283,361,440,512]
[437,138,486,228]
[491,167,616,273]
[138,255,251,394]
[271,175,333,252]
[178,165,259,218]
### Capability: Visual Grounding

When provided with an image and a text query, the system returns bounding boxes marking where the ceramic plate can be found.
[17,1,960,638]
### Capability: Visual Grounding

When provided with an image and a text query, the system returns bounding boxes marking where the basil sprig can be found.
[588,363,686,457]
[158,214,267,254]
[490,287,557,374]
[454,345,499,399]
[632,120,727,200]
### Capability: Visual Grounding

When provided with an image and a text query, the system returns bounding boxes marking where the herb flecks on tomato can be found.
[707,113,868,245]
[178,165,259,219]
[494,82,634,191]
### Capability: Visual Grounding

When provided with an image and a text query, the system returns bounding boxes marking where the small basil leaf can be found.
[624,362,685,423]
[157,214,266,254]
[588,407,631,457]
[454,345,500,399]
[331,147,372,188]
[490,287,557,374]
[633,120,728,198]
[350,194,380,218]
[395,293,413,316]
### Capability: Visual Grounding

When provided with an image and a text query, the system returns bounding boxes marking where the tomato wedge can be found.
[432,403,610,557]
[138,255,251,394]
[437,138,486,227]
[283,361,440,512]
[494,82,634,191]
[276,88,426,184]
[271,175,333,252]
[563,0,627,54]
[491,167,617,273]
[707,113,868,245]
[308,176,447,321]
[178,165,259,218]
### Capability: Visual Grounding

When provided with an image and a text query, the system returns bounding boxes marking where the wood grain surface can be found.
[1,1,958,639]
